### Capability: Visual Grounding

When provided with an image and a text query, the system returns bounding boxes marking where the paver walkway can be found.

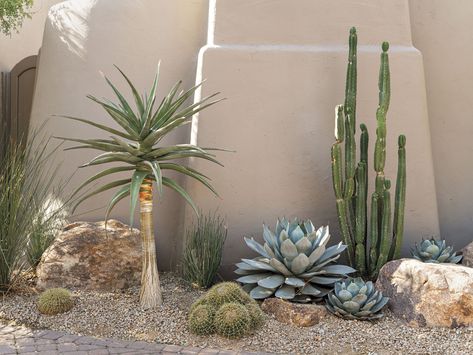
[0,323,271,355]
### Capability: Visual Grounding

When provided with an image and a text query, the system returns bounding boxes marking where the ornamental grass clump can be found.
[182,212,227,289]
[188,282,265,339]
[411,238,462,264]
[0,132,69,292]
[37,288,74,315]
[58,65,223,308]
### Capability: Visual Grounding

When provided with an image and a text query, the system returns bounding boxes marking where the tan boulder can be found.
[261,297,327,327]
[36,220,141,291]
[376,258,473,327]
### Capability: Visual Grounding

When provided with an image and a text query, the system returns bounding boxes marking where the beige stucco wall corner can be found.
[29,0,210,269]
[185,0,440,276]
[409,0,473,249]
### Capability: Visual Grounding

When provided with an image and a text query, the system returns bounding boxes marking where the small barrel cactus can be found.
[206,282,252,307]
[188,282,264,338]
[411,238,462,264]
[37,288,74,315]
[188,304,216,335]
[214,302,250,339]
[326,278,388,321]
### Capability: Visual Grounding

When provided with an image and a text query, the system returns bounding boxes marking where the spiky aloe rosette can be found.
[326,277,389,320]
[411,238,462,264]
[236,218,356,302]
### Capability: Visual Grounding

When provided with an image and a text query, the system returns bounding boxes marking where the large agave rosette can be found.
[235,218,355,302]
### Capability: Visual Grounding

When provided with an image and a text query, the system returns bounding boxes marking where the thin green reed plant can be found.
[0,131,70,291]
[183,212,227,288]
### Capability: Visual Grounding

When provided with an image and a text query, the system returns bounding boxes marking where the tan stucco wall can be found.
[5,0,471,270]
[409,0,473,249]
[28,0,209,269]
[187,0,439,275]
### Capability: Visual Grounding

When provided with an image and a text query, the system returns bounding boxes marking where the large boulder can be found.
[36,220,142,291]
[261,298,327,327]
[376,258,473,327]
[461,241,473,267]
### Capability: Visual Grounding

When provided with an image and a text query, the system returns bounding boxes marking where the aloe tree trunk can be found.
[139,178,162,308]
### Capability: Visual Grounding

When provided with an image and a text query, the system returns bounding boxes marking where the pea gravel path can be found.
[0,322,271,355]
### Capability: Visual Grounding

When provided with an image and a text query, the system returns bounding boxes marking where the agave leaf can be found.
[236,262,260,271]
[250,286,274,299]
[244,237,270,258]
[448,255,462,264]
[352,293,368,305]
[303,220,315,234]
[234,268,255,275]
[322,264,357,276]
[258,275,285,289]
[263,224,277,249]
[280,239,298,260]
[328,293,344,308]
[241,283,257,293]
[337,289,353,302]
[269,258,292,276]
[295,237,312,254]
[284,277,305,287]
[301,283,321,296]
[241,258,277,272]
[308,245,326,264]
[310,276,342,285]
[370,297,389,313]
[290,226,305,243]
[263,243,276,258]
[342,300,360,313]
[129,171,149,227]
[318,243,347,264]
[275,285,296,300]
[290,253,310,274]
[237,273,273,284]
[279,229,289,244]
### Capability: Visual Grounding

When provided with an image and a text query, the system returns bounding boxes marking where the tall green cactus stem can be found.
[330,28,407,280]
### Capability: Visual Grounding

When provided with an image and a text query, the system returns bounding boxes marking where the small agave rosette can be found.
[326,277,388,320]
[411,238,462,264]
[235,218,355,302]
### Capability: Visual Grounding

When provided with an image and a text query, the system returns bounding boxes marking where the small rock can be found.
[461,241,473,267]
[261,298,327,327]
[376,258,473,328]
[36,220,141,291]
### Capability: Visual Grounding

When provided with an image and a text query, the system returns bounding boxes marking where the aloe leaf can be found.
[114,65,145,116]
[162,176,198,215]
[159,163,218,197]
[72,178,131,212]
[72,166,135,197]
[144,160,162,194]
[104,184,131,222]
[129,171,149,227]
[55,115,134,140]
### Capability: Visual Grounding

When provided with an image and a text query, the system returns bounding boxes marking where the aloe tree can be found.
[59,66,223,308]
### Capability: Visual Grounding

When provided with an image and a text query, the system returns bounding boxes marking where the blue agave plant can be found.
[235,218,356,302]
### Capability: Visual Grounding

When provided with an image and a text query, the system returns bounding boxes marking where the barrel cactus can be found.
[236,218,356,302]
[411,238,462,264]
[188,304,216,335]
[326,277,388,320]
[37,288,74,315]
[214,302,250,339]
[188,282,265,338]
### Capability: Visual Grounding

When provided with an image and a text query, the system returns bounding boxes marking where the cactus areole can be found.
[331,27,407,280]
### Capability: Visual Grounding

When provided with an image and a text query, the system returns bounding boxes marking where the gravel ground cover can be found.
[1,273,473,354]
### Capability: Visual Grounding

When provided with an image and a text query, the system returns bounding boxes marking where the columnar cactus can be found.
[331,27,407,280]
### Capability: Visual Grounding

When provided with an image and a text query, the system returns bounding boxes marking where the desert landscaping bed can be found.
[1,273,472,355]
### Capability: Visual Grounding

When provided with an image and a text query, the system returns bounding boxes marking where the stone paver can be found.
[0,322,271,354]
